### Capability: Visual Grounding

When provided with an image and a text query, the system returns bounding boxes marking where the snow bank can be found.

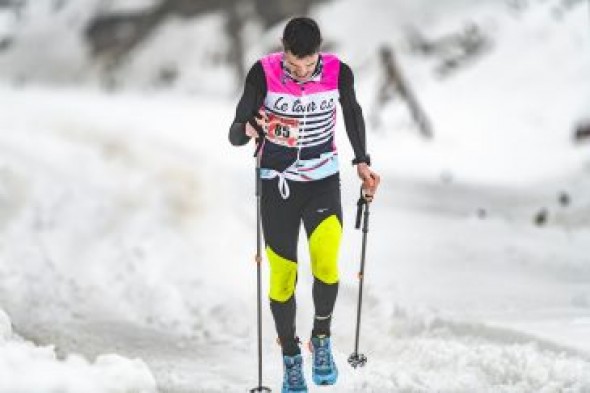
[346,338,590,392]
[0,308,156,393]
[0,86,253,339]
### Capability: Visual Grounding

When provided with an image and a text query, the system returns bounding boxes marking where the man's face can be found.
[283,50,319,82]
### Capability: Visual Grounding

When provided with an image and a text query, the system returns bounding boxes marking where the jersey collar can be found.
[281,54,323,85]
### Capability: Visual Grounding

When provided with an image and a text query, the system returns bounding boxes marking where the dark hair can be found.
[282,17,322,58]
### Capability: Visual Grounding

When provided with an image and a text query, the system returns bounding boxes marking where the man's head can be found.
[282,17,322,82]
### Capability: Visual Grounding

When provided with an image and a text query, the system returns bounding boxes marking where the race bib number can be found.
[267,113,300,147]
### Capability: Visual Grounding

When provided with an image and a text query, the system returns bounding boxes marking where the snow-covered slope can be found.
[0,0,589,392]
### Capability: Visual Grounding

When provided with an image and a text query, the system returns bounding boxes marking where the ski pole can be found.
[251,137,271,393]
[348,187,371,369]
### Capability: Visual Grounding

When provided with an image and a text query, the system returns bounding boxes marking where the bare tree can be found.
[371,45,433,139]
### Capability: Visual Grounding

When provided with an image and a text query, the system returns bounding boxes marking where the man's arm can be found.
[339,61,381,199]
[228,61,267,146]
[339,62,370,164]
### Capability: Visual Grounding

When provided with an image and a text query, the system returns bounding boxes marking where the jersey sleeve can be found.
[338,61,371,165]
[228,61,267,146]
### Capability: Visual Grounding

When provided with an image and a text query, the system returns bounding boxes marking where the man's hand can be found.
[356,163,380,202]
[245,110,269,139]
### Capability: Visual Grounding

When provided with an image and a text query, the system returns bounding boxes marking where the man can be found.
[229,17,380,393]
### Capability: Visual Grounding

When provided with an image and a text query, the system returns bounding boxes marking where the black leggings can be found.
[261,174,342,355]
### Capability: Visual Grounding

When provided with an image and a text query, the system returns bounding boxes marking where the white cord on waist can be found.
[277,173,290,199]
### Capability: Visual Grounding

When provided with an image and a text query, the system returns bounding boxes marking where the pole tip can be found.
[348,352,368,368]
[249,387,272,392]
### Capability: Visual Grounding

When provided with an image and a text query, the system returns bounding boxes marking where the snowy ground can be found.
[0,0,589,392]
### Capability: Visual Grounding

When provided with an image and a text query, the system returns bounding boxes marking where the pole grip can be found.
[355,187,368,229]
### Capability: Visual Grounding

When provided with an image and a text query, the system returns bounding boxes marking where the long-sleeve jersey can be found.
[229,53,369,197]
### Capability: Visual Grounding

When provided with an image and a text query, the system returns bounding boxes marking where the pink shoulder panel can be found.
[260,52,341,94]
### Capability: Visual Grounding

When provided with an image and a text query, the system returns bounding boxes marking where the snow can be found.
[0,310,156,393]
[0,0,589,392]
[99,0,160,14]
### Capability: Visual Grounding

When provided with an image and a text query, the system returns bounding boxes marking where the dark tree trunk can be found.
[574,121,590,143]
[372,45,433,139]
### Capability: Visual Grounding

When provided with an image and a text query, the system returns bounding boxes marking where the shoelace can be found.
[286,360,305,387]
[314,341,331,368]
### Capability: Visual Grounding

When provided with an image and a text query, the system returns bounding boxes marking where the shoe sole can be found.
[312,373,338,386]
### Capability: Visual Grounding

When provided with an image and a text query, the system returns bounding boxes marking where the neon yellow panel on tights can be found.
[266,246,298,302]
[308,215,341,284]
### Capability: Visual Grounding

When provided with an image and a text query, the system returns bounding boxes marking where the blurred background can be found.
[0,0,504,93]
[0,1,589,392]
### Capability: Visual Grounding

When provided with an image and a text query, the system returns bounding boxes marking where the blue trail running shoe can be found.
[282,354,308,393]
[309,336,338,385]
